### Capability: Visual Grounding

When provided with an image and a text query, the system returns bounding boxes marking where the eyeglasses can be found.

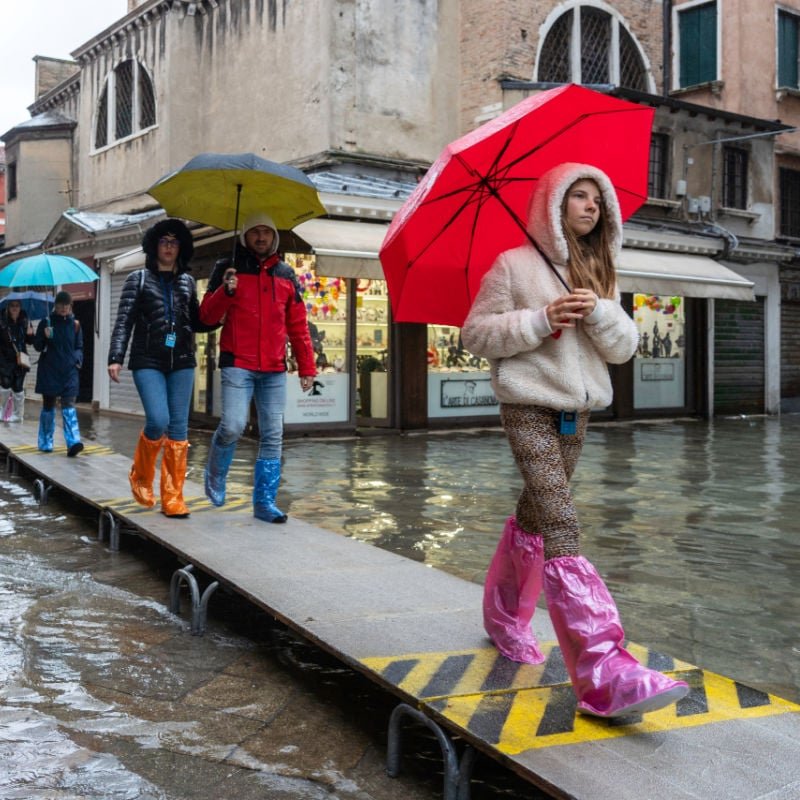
[158,237,180,248]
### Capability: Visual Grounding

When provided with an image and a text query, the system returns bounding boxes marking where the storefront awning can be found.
[617,249,755,301]
[292,219,387,279]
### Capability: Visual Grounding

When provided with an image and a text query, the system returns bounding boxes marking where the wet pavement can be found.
[1,408,799,798]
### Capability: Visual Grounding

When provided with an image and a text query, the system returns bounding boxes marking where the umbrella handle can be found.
[230,183,243,262]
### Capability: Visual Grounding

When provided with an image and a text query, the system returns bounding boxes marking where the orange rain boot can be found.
[129,432,164,508]
[160,438,190,517]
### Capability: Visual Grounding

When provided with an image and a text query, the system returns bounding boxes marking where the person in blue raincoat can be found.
[33,290,84,456]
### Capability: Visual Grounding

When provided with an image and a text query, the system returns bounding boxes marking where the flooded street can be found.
[1,411,799,797]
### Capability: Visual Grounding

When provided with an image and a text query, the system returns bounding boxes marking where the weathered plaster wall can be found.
[77,0,459,209]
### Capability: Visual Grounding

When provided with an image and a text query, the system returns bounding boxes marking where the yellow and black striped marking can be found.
[361,646,800,750]
[11,443,116,456]
[97,492,252,515]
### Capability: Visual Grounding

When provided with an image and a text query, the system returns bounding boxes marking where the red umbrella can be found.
[380,84,655,326]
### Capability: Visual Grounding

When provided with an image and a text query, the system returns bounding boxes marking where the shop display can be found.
[427,325,488,372]
[633,293,685,360]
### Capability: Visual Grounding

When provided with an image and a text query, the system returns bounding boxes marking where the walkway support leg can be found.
[98,509,121,551]
[33,478,52,506]
[386,702,474,800]
[169,564,219,636]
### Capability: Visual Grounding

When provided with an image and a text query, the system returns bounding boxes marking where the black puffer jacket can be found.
[108,264,212,372]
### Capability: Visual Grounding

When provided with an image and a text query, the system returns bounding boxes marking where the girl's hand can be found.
[546,291,595,330]
[572,287,598,317]
[108,363,122,383]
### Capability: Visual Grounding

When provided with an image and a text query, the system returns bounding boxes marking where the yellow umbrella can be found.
[147,152,327,232]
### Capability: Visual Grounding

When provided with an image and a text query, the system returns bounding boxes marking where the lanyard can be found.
[159,273,175,329]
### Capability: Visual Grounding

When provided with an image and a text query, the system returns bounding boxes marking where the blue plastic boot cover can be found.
[253,458,287,523]
[38,409,56,452]
[204,432,236,506]
[61,407,84,456]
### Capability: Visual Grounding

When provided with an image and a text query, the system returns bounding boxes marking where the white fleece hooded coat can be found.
[461,162,639,411]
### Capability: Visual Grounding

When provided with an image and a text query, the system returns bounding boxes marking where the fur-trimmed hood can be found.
[142,218,194,274]
[527,162,623,265]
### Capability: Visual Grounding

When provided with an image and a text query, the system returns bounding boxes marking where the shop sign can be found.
[285,372,349,424]
[428,373,498,418]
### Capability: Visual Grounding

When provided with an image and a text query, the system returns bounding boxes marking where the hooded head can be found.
[240,213,280,256]
[527,162,622,266]
[142,218,194,272]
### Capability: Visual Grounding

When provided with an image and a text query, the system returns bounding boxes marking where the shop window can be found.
[95,59,156,149]
[537,4,648,91]
[426,324,497,419]
[677,1,717,88]
[284,254,352,425]
[779,168,800,238]
[632,293,686,409]
[722,146,748,209]
[778,10,800,90]
[648,133,669,199]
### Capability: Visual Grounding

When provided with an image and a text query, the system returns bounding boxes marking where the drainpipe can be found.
[663,0,672,96]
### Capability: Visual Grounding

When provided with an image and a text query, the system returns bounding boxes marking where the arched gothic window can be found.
[537,4,649,91]
[95,60,156,149]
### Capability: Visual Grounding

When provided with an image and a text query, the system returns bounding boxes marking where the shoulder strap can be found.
[139,268,146,294]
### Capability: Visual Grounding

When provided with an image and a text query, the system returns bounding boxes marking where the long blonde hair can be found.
[561,181,617,299]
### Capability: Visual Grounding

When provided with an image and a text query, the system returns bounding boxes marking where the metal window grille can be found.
[581,7,610,84]
[538,10,572,83]
[115,60,134,140]
[619,25,647,91]
[648,134,669,199]
[139,66,156,129]
[722,147,748,209]
[95,85,108,148]
[780,168,800,238]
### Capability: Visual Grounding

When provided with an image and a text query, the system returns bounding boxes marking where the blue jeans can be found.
[216,367,286,460]
[133,368,195,441]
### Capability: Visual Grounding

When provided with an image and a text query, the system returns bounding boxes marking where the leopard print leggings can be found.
[500,404,590,560]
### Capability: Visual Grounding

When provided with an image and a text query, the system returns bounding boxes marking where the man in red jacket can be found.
[199,213,316,522]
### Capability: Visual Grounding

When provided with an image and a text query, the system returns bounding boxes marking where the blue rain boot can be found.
[38,408,56,452]
[61,407,84,457]
[253,458,288,523]
[204,432,236,506]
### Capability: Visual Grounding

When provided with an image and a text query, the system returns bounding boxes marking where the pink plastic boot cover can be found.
[482,516,545,664]
[544,556,689,717]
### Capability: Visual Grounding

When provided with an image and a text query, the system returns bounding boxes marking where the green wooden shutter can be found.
[679,2,717,88]
[778,11,799,89]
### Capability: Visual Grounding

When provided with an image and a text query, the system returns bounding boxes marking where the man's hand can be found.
[223,268,238,296]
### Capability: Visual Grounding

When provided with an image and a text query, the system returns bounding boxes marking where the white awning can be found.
[292,218,387,279]
[107,247,145,273]
[617,249,755,301]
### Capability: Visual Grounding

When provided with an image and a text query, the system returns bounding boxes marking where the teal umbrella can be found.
[0,253,98,288]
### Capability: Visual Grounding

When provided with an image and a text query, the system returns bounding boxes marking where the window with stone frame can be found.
[537,4,648,91]
[94,59,156,150]
[722,146,748,210]
[648,133,669,199]
[779,168,800,238]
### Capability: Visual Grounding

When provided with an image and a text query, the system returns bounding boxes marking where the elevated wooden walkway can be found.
[1,420,798,800]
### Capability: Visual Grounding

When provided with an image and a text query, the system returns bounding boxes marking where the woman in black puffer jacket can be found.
[108,218,214,517]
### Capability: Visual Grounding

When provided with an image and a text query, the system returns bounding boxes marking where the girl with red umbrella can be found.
[462,162,689,718]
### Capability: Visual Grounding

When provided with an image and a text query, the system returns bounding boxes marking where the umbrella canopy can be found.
[379,84,655,326]
[147,152,327,232]
[0,254,99,289]
[0,290,55,320]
